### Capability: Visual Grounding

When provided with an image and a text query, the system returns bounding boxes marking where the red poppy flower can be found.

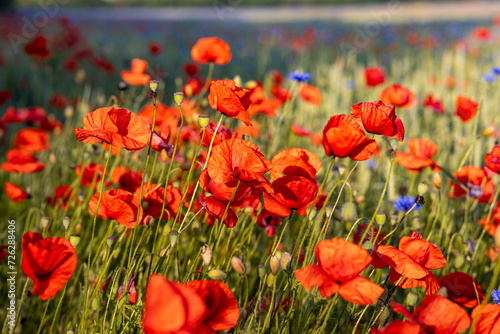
[455,96,479,123]
[270,148,321,182]
[478,202,500,236]
[299,84,322,106]
[14,128,50,153]
[4,182,29,202]
[183,77,203,97]
[117,274,138,305]
[201,121,234,148]
[388,294,471,334]
[0,90,12,107]
[185,280,240,334]
[46,185,76,209]
[199,169,254,207]
[449,166,493,203]
[291,122,312,137]
[191,37,231,65]
[138,103,180,133]
[134,183,182,220]
[379,84,417,109]
[0,246,7,262]
[437,272,484,308]
[200,195,238,228]
[235,124,260,138]
[121,58,151,86]
[49,93,67,109]
[471,303,500,334]
[395,138,439,173]
[351,100,405,141]
[322,114,377,161]
[295,238,384,305]
[371,321,421,334]
[1,149,45,173]
[142,274,206,334]
[75,163,110,188]
[485,145,500,173]
[93,57,114,74]
[24,36,51,59]
[364,67,385,87]
[21,232,77,300]
[473,27,491,41]
[75,107,150,151]
[183,62,200,76]
[111,167,143,193]
[149,42,162,55]
[423,94,445,114]
[208,80,253,126]
[372,232,446,295]
[89,189,143,228]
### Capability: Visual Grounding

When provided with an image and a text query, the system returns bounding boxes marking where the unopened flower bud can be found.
[257,265,266,280]
[406,291,419,307]
[198,115,209,128]
[49,153,57,164]
[242,206,254,215]
[266,274,275,287]
[341,202,357,222]
[306,207,317,220]
[233,75,242,87]
[433,173,442,189]
[149,80,159,92]
[231,256,246,275]
[41,217,50,229]
[64,106,74,119]
[245,80,258,89]
[418,181,429,196]
[208,269,227,281]
[173,92,184,105]
[270,255,281,276]
[280,252,292,271]
[482,126,495,137]
[324,206,333,217]
[375,213,386,226]
[201,244,212,266]
[338,164,346,176]
[106,236,114,248]
[70,234,80,248]
[378,305,390,326]
[454,253,465,269]
[62,216,70,229]
[169,230,179,247]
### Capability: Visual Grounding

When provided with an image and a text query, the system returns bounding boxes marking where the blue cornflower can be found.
[289,70,311,82]
[482,73,497,83]
[492,67,500,76]
[394,196,421,212]
[491,289,500,305]
[345,80,356,90]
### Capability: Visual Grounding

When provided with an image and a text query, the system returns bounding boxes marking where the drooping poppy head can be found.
[299,84,322,106]
[322,114,377,161]
[455,96,479,123]
[21,232,77,300]
[14,128,50,153]
[142,274,207,334]
[24,36,51,59]
[191,37,232,65]
[351,100,405,141]
[270,148,321,182]
[4,182,29,202]
[185,279,240,333]
[364,67,385,87]
[1,149,45,173]
[485,145,500,173]
[88,189,143,228]
[379,84,417,109]
[395,138,439,173]
[208,80,253,126]
[121,58,151,86]
[75,107,150,151]
[437,271,484,308]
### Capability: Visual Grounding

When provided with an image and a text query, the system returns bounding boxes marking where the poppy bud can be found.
[270,255,281,276]
[62,216,70,229]
[418,181,429,196]
[201,244,212,266]
[157,248,168,257]
[106,236,114,248]
[245,80,258,89]
[378,305,390,326]
[169,230,179,247]
[375,213,386,226]
[149,80,159,93]
[173,92,184,105]
[341,202,357,222]
[91,297,99,311]
[306,207,317,220]
[362,241,374,252]
[207,269,227,281]
[75,69,86,84]
[143,215,154,225]
[257,264,266,280]
[482,126,495,137]
[338,164,346,176]
[198,115,209,128]
[233,75,242,87]
[454,253,465,269]
[49,153,57,164]
[406,291,419,307]
[324,206,333,217]
[118,82,129,91]
[64,106,74,119]
[69,234,80,248]
[41,217,50,229]
[266,274,275,287]
[180,162,191,171]
[433,173,442,189]
[242,206,254,215]
[75,222,83,234]
[231,256,246,275]
[280,252,292,271]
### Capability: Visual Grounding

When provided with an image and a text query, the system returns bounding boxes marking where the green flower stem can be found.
[379,203,418,245]
[195,61,215,109]
[36,299,50,334]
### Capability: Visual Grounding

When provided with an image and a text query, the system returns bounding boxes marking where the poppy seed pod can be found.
[198,115,209,128]
[69,234,80,248]
[106,236,114,248]
[270,255,281,276]
[62,216,70,229]
[418,181,429,196]
[173,92,184,105]
[149,80,159,93]
[207,269,227,281]
[230,256,246,275]
[306,207,317,220]
[257,265,266,280]
[375,213,386,226]
[406,291,419,307]
[168,230,179,247]
[41,217,50,229]
[201,244,212,266]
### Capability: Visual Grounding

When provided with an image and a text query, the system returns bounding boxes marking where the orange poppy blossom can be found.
[21,232,77,300]
[88,189,143,228]
[379,84,417,109]
[322,114,378,161]
[299,84,322,106]
[14,127,50,153]
[372,295,470,334]
[455,96,479,123]
[437,271,484,308]
[191,37,232,65]
[351,100,405,141]
[395,138,440,173]
[449,166,494,203]
[75,107,150,151]
[46,185,76,209]
[235,124,261,138]
[133,183,182,220]
[208,80,253,126]
[4,182,29,202]
[1,148,45,173]
[246,82,283,118]
[295,238,384,305]
[120,58,151,86]
[485,144,500,173]
[270,148,322,183]
[471,303,500,334]
[364,67,385,87]
[201,121,235,148]
[372,232,446,295]
[138,103,180,133]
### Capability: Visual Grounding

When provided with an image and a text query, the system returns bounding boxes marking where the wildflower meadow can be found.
[1,4,500,334]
